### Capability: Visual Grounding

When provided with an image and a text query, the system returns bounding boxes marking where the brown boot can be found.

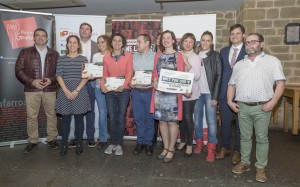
[232,151,241,165]
[194,139,203,154]
[256,168,267,183]
[216,148,230,160]
[206,143,216,162]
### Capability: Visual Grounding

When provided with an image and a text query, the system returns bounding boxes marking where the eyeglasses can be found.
[245,40,261,46]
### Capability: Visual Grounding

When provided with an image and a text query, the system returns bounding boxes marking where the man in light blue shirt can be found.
[130,34,155,156]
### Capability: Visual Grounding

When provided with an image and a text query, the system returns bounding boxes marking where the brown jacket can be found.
[15,45,59,92]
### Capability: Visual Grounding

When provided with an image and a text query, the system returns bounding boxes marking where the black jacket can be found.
[202,50,222,101]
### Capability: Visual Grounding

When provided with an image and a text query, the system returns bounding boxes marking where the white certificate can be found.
[82,62,103,78]
[131,70,152,85]
[157,69,194,94]
[105,76,125,91]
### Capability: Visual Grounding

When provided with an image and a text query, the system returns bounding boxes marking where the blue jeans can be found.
[95,87,108,142]
[194,93,218,144]
[131,89,154,146]
[85,82,95,140]
[106,90,130,145]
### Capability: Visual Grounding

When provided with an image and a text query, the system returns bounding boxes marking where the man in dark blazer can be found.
[216,24,246,164]
[69,22,98,148]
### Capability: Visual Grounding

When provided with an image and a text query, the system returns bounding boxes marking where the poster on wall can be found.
[55,14,106,139]
[0,9,54,144]
[112,20,161,53]
[163,14,217,143]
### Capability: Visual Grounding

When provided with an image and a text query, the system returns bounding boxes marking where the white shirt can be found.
[228,42,243,65]
[92,52,105,88]
[198,51,210,94]
[35,45,48,78]
[229,52,286,102]
[81,39,91,62]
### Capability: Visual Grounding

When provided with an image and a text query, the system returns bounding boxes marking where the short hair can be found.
[247,33,264,42]
[34,28,48,38]
[79,22,93,33]
[138,34,151,47]
[199,31,214,51]
[230,24,245,34]
[97,35,113,52]
[180,33,196,51]
[66,35,82,54]
[109,33,127,49]
[159,30,177,52]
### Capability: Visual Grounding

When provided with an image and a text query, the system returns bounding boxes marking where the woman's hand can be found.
[211,100,218,107]
[63,89,75,100]
[116,85,125,92]
[101,85,110,93]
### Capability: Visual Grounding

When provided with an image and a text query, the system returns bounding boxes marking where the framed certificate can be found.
[131,70,152,85]
[82,62,103,78]
[105,76,125,91]
[157,69,194,94]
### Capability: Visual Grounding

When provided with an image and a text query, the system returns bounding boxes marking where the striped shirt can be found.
[56,55,88,80]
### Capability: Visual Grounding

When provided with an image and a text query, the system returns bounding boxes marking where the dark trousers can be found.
[179,100,196,146]
[220,98,240,151]
[85,82,95,140]
[131,89,154,146]
[61,114,84,146]
[106,90,130,145]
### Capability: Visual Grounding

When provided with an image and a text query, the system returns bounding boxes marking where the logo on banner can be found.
[3,17,37,49]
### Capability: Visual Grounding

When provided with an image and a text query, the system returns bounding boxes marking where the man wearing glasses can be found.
[227,33,285,183]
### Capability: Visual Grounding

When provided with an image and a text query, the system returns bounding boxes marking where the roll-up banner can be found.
[54,14,106,139]
[0,9,54,145]
[163,14,217,143]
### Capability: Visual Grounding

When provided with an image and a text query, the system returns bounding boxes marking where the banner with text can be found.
[0,9,54,144]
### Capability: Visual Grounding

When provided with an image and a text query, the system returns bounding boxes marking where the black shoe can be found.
[68,140,77,148]
[175,142,186,152]
[98,142,107,149]
[88,139,96,148]
[133,144,145,155]
[76,143,83,155]
[48,140,59,149]
[145,145,153,156]
[184,152,192,157]
[23,143,38,154]
[60,146,68,156]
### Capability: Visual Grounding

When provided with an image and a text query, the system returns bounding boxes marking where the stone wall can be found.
[105,0,300,127]
[238,0,300,85]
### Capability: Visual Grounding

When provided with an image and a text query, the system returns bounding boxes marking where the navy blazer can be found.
[219,45,246,100]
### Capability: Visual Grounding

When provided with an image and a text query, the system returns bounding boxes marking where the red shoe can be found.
[194,139,203,154]
[206,143,216,162]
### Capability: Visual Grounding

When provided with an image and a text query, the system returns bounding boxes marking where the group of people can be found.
[15,22,285,183]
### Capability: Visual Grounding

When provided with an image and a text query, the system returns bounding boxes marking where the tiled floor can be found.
[0,128,299,187]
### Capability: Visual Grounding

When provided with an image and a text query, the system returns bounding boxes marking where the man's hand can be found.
[32,79,46,89]
[228,101,240,113]
[211,100,218,107]
[262,100,276,112]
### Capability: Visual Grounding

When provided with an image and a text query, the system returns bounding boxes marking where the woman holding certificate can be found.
[151,30,185,163]
[56,35,90,156]
[92,35,112,148]
[176,33,201,157]
[194,31,222,162]
[100,33,133,156]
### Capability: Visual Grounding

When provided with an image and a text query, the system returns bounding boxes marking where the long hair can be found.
[65,35,82,54]
[97,35,113,52]
[159,30,177,52]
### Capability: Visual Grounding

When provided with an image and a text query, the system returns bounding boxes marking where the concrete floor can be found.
[0,128,300,187]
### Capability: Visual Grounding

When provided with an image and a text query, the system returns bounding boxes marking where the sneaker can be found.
[115,145,123,156]
[23,143,38,154]
[104,145,116,155]
[68,139,77,148]
[88,139,96,148]
[47,140,59,149]
[232,162,250,174]
[256,168,267,183]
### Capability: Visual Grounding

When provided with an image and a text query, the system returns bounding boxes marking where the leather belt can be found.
[134,87,153,92]
[242,101,268,106]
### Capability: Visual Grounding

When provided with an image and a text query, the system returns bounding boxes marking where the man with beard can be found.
[228,33,285,183]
